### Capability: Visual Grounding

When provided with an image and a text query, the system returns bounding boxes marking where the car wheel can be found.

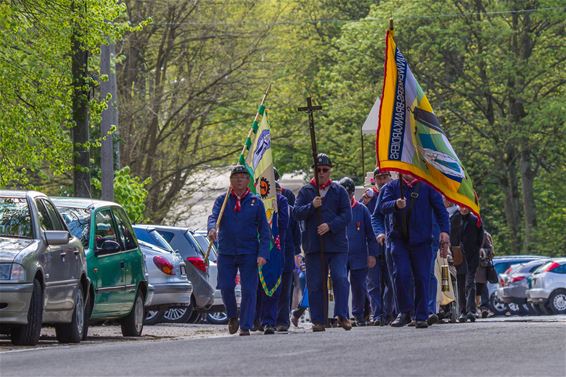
[121,290,144,337]
[206,311,229,325]
[55,286,84,343]
[507,302,521,315]
[144,309,165,325]
[163,305,194,323]
[82,291,94,340]
[489,293,507,316]
[11,279,43,346]
[548,289,566,315]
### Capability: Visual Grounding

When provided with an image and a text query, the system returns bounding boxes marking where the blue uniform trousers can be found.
[366,264,382,321]
[257,283,282,327]
[217,254,258,331]
[349,268,368,321]
[276,270,294,328]
[428,246,438,315]
[390,241,432,321]
[305,252,349,324]
[384,245,399,316]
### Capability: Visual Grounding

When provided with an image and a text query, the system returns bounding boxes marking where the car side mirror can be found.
[96,240,121,256]
[45,230,71,246]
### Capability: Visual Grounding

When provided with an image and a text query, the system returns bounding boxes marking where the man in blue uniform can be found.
[256,190,288,334]
[208,165,271,336]
[293,153,352,332]
[368,169,396,325]
[339,177,378,326]
[377,173,450,328]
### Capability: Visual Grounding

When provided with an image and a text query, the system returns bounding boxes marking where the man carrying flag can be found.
[373,23,479,327]
[208,166,270,336]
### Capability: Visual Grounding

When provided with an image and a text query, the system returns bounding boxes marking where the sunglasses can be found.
[317,167,330,173]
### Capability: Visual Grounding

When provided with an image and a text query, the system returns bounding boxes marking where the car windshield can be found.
[193,234,218,262]
[0,197,32,238]
[533,261,553,274]
[57,206,91,248]
[494,262,514,275]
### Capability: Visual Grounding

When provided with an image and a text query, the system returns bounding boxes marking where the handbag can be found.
[486,261,498,284]
[451,245,464,266]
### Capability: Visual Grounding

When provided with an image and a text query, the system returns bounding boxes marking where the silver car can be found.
[192,231,241,325]
[527,258,566,315]
[139,240,193,324]
[0,191,89,345]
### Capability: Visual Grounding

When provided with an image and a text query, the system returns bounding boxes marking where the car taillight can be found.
[544,262,560,272]
[235,273,240,285]
[187,257,207,273]
[153,256,175,275]
[510,275,525,283]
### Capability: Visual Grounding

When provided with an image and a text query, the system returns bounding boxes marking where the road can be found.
[1,316,565,376]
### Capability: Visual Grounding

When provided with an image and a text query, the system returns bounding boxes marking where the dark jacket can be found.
[276,193,289,256]
[450,212,484,256]
[347,203,379,270]
[280,188,301,271]
[378,179,449,246]
[207,192,270,260]
[293,181,352,254]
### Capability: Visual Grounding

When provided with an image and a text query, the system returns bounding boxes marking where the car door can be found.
[111,207,143,309]
[35,198,69,313]
[91,208,126,316]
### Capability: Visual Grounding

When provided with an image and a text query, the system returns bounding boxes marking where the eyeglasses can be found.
[317,167,330,173]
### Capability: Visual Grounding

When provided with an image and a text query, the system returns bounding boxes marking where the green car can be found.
[51,198,149,338]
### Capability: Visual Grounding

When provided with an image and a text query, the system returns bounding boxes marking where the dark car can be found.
[0,191,89,345]
[134,225,214,323]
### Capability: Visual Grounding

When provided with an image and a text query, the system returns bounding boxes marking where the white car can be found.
[139,241,193,324]
[527,258,566,315]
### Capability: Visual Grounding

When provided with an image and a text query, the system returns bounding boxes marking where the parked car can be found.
[138,240,193,325]
[496,258,551,315]
[192,230,241,325]
[136,225,215,323]
[52,198,149,337]
[527,258,566,315]
[0,191,89,345]
[488,255,546,316]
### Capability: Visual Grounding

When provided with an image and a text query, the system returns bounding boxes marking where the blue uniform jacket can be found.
[207,192,270,260]
[377,179,449,246]
[347,203,379,270]
[371,188,387,237]
[281,188,301,271]
[293,182,352,254]
[276,193,289,258]
[365,193,378,215]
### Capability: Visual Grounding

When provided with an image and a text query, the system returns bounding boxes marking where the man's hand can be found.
[439,232,450,258]
[257,256,267,266]
[377,234,385,246]
[208,228,217,242]
[368,256,377,269]
[396,197,407,209]
[294,254,303,268]
[317,223,330,235]
[312,196,322,208]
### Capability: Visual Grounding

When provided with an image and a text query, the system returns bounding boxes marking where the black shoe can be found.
[390,313,411,327]
[291,308,305,327]
[251,319,260,332]
[276,325,288,332]
[467,313,476,322]
[458,314,467,323]
[264,326,275,335]
[481,310,489,319]
[239,329,250,336]
[312,323,326,332]
[415,321,429,328]
[427,314,439,326]
[356,319,367,327]
[408,320,416,327]
[228,318,239,334]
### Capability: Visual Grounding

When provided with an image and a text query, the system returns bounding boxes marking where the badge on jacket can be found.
[356,221,361,231]
[251,198,256,206]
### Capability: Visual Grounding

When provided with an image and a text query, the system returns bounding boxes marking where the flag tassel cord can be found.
[204,83,273,265]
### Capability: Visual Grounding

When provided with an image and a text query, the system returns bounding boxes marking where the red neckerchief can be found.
[372,186,379,194]
[351,197,358,208]
[310,178,332,190]
[231,188,250,212]
[402,177,418,188]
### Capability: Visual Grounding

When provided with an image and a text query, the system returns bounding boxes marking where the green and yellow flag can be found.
[376,29,480,216]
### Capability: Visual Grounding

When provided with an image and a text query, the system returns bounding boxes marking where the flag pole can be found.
[205,83,272,264]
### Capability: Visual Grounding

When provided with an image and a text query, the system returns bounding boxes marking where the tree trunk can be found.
[499,147,522,253]
[71,0,90,197]
[520,147,537,250]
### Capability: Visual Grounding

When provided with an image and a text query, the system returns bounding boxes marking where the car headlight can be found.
[0,264,26,281]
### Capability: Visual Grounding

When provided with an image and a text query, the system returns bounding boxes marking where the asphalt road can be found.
[1,317,565,376]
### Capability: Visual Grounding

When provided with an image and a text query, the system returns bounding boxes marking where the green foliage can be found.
[92,167,151,223]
